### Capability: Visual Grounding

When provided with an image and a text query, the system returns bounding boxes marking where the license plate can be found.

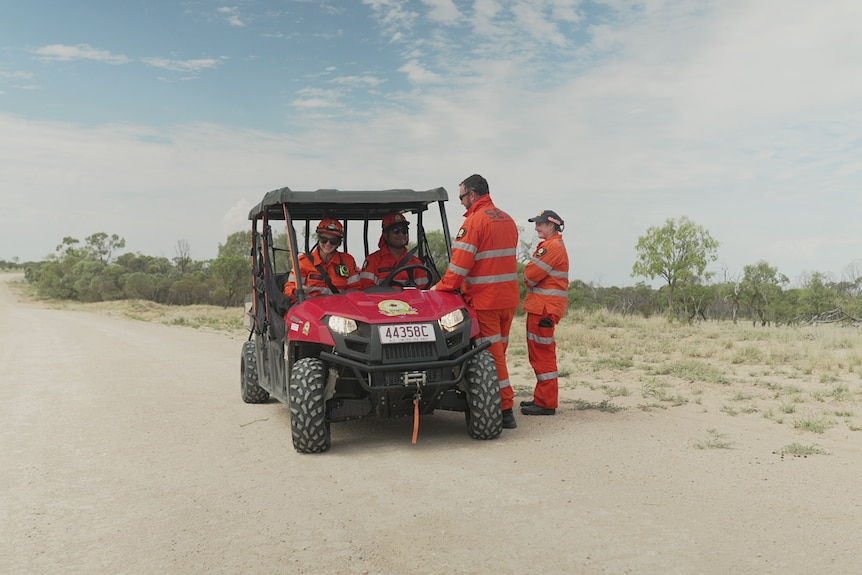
[379,323,436,344]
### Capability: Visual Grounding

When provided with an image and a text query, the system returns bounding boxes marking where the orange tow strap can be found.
[412,398,420,444]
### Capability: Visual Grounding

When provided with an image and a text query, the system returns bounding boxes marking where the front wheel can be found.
[288,358,331,453]
[464,350,503,439]
[241,340,269,404]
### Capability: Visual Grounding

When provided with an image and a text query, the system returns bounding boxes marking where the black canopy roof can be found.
[248,187,449,222]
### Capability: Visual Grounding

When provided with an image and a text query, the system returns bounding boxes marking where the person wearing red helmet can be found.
[359,212,429,290]
[283,219,360,300]
[521,209,569,416]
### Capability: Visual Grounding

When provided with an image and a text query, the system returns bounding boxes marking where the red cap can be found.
[316,219,344,237]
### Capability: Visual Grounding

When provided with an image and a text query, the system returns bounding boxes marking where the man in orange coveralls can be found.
[521,210,569,416]
[283,219,360,300]
[432,174,520,429]
[359,212,429,289]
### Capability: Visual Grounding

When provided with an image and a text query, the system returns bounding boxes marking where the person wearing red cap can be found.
[283,219,359,300]
[432,174,520,429]
[359,213,429,290]
[521,210,569,416]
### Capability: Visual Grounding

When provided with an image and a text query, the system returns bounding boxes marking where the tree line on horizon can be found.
[6,218,862,325]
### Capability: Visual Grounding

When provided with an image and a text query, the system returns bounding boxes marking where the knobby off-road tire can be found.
[241,340,269,404]
[288,358,331,453]
[464,349,503,439]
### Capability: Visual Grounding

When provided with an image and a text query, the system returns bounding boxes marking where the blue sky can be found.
[1,0,860,287]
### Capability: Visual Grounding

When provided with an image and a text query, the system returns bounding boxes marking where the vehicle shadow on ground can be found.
[328,410,484,452]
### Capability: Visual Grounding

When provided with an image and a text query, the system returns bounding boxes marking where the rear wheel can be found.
[464,350,503,439]
[288,358,331,453]
[241,340,269,404]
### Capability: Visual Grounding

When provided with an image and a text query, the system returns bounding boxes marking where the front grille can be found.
[382,342,437,362]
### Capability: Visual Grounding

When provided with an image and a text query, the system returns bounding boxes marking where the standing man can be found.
[359,212,429,289]
[521,210,569,416]
[433,174,520,429]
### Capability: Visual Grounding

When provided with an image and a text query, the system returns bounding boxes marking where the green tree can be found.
[84,232,125,264]
[219,231,252,259]
[740,260,788,326]
[632,216,719,314]
[799,272,838,318]
[423,230,450,277]
[209,255,250,307]
[124,272,156,300]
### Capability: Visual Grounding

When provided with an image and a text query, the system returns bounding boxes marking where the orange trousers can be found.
[475,308,516,411]
[526,312,560,409]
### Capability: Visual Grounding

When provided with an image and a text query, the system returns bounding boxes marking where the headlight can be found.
[439,308,466,332]
[328,315,358,335]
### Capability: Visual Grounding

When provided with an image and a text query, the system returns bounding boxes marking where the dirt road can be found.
[2,274,860,574]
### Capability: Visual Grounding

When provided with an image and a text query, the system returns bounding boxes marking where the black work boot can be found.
[502,408,517,429]
[519,400,534,407]
[521,404,556,416]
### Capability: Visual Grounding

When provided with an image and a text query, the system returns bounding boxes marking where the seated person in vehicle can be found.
[283,219,360,299]
[359,212,430,289]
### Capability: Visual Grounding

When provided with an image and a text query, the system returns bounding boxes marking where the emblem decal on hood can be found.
[378,300,418,316]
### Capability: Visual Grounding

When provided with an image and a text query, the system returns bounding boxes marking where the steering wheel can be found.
[382,263,435,289]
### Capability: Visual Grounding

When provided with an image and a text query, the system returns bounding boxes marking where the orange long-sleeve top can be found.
[523,233,569,318]
[436,194,520,310]
[283,248,359,299]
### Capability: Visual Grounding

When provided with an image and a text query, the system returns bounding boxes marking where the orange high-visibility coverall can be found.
[436,194,520,410]
[359,248,429,289]
[283,248,360,299]
[523,234,569,409]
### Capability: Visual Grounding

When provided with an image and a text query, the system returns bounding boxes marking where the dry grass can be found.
[507,308,862,436]
[12,278,862,436]
[11,279,245,334]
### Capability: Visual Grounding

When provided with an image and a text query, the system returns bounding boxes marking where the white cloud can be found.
[32,44,131,65]
[217,6,247,27]
[421,0,461,24]
[398,60,442,84]
[141,57,223,74]
[329,75,386,87]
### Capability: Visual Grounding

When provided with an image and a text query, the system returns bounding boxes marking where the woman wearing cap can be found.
[359,212,429,290]
[521,210,569,416]
[283,219,360,300]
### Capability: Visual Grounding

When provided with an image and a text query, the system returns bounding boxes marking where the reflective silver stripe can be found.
[475,248,518,260]
[525,278,537,287]
[499,378,511,389]
[530,257,554,273]
[452,241,478,254]
[309,286,332,296]
[347,273,360,284]
[527,332,555,345]
[287,272,297,282]
[445,263,470,277]
[359,271,377,282]
[476,334,502,345]
[501,335,509,344]
[464,273,520,285]
[527,287,568,297]
[536,371,558,381]
[549,269,569,279]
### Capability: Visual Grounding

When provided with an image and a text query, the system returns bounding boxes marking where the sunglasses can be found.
[318,236,342,246]
[388,227,409,235]
[458,192,469,201]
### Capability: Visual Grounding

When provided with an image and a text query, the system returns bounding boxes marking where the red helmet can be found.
[316,219,344,237]
[381,212,408,231]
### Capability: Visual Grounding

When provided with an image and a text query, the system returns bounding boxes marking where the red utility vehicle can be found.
[241,187,503,453]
